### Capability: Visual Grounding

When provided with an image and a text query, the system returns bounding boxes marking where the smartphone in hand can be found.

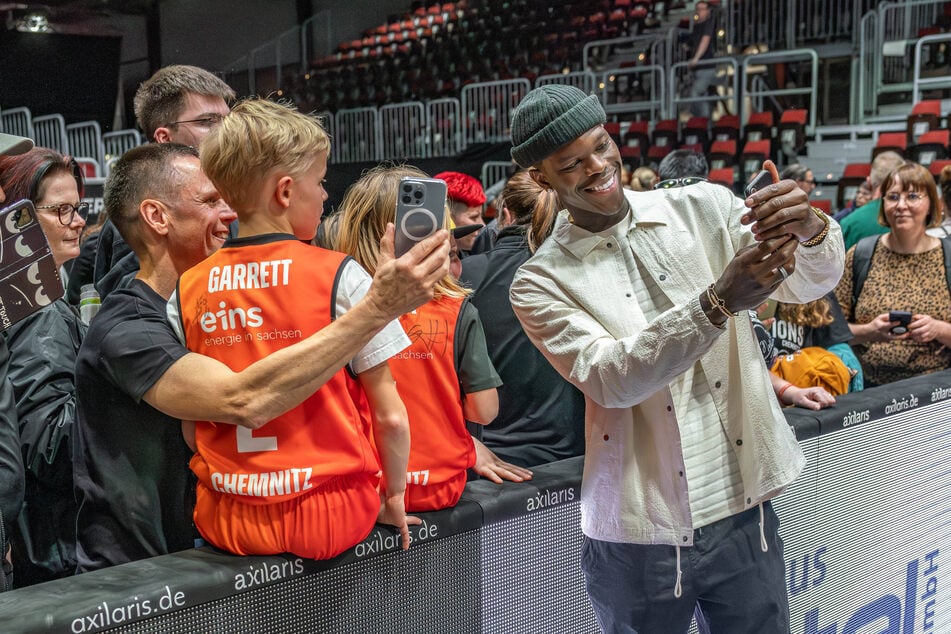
[888,310,912,335]
[395,176,448,257]
[745,169,773,198]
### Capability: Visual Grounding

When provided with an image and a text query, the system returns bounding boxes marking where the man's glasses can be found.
[884,192,928,204]
[654,177,708,190]
[35,201,89,226]
[167,113,226,129]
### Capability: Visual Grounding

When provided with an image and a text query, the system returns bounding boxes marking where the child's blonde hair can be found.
[334,164,467,299]
[201,98,331,212]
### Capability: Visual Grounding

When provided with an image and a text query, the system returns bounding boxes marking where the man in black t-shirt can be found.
[686,1,717,119]
[73,143,450,572]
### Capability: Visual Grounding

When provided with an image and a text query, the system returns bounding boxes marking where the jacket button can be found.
[659,274,666,281]
[667,405,672,412]
[679,471,684,477]
[683,536,688,542]
[736,439,743,446]
[715,381,722,388]
[603,434,609,441]
[606,243,613,248]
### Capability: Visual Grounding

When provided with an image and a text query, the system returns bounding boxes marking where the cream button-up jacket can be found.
[510,184,844,546]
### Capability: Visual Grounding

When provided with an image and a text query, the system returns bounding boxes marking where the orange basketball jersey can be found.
[390,296,475,511]
[175,235,379,506]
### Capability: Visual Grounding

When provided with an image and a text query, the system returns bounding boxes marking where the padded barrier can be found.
[2,369,950,633]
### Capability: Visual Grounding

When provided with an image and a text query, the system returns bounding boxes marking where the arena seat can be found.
[739,139,771,180]
[681,116,710,151]
[930,159,951,178]
[712,114,741,143]
[708,139,737,170]
[811,198,832,214]
[908,128,950,166]
[650,118,679,149]
[906,99,943,144]
[835,162,871,211]
[709,166,735,190]
[871,131,908,159]
[742,110,774,144]
[622,120,649,150]
[777,109,808,160]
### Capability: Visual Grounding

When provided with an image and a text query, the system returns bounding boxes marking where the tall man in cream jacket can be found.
[508,85,844,634]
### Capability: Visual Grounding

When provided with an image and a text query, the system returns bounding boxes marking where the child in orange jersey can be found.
[334,165,512,512]
[171,99,417,558]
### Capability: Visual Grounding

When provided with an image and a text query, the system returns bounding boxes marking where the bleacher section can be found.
[4,0,951,213]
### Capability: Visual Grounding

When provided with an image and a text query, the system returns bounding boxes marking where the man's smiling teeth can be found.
[588,172,616,192]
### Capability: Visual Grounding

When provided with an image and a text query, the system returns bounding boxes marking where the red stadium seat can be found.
[908,129,950,166]
[907,100,942,144]
[778,109,808,159]
[811,199,832,214]
[709,167,736,190]
[708,139,737,170]
[835,163,871,211]
[743,111,774,144]
[712,114,741,143]
[622,120,649,150]
[872,132,908,159]
[929,159,951,178]
[740,139,771,180]
[651,119,679,149]
[681,116,710,151]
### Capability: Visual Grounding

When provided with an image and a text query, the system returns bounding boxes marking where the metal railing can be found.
[32,114,68,154]
[669,57,739,121]
[0,106,33,139]
[333,107,379,164]
[460,79,530,145]
[598,66,666,121]
[741,49,819,131]
[380,102,428,159]
[535,71,597,93]
[912,32,951,103]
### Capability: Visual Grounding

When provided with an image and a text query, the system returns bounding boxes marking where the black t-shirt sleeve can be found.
[97,310,189,404]
[810,293,854,348]
[456,300,502,394]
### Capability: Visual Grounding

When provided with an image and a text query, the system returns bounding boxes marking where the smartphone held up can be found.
[394,176,448,258]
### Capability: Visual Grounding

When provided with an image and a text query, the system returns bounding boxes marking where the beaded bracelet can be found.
[706,283,736,320]
[801,207,830,248]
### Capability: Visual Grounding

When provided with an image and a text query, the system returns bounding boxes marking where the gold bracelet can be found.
[801,207,830,247]
[706,283,736,320]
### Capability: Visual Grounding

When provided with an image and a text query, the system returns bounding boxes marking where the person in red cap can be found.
[435,171,486,255]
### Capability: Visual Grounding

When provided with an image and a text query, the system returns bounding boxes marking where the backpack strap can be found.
[850,235,880,321]
[942,237,951,292]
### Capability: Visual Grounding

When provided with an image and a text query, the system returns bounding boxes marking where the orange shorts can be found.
[194,472,379,560]
[404,470,466,512]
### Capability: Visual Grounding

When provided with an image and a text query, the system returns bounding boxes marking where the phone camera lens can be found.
[402,184,412,193]
[413,190,423,199]
[402,195,412,204]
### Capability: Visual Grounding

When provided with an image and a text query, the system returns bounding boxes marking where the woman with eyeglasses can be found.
[834,161,951,387]
[0,147,86,585]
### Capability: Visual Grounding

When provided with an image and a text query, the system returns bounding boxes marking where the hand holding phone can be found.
[395,177,448,258]
[888,310,912,335]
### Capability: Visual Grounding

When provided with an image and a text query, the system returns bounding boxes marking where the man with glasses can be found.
[94,65,235,300]
[780,164,817,198]
[655,148,709,190]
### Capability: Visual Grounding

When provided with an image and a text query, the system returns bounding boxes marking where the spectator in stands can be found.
[627,166,658,191]
[462,171,585,468]
[334,164,531,500]
[685,1,717,119]
[0,132,33,591]
[839,150,906,250]
[94,65,236,301]
[926,164,951,238]
[0,148,88,585]
[834,179,872,222]
[766,293,863,393]
[434,171,485,255]
[835,161,951,387]
[74,140,448,570]
[655,148,709,186]
[507,84,843,633]
[173,99,447,558]
[781,163,817,197]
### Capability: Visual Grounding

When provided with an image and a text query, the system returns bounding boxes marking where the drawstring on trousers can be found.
[673,545,683,598]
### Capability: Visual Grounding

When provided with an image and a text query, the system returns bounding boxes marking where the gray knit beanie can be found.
[510,85,607,168]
